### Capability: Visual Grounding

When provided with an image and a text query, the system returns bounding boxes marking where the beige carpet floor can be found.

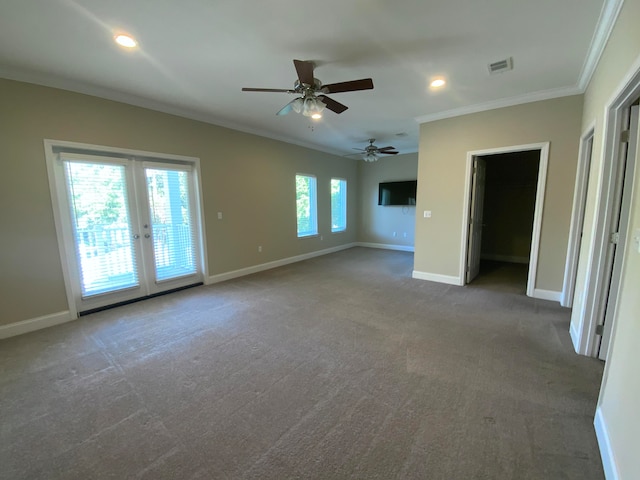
[0,247,605,479]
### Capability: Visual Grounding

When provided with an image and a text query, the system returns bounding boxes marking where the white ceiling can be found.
[0,0,615,157]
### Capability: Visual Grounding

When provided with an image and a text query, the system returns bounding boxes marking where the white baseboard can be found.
[412,270,463,286]
[594,407,619,480]
[560,289,570,308]
[356,242,414,252]
[569,321,581,353]
[480,254,529,264]
[207,243,357,284]
[531,288,562,302]
[0,311,73,340]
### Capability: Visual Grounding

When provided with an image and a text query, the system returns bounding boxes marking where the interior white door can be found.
[598,104,640,360]
[563,133,594,308]
[55,153,203,313]
[466,157,487,283]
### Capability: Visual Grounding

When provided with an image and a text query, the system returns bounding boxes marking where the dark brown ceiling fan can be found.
[352,139,399,162]
[242,59,373,118]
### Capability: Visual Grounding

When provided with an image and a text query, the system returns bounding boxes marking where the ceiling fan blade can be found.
[242,88,294,93]
[293,60,315,87]
[321,78,374,94]
[276,99,298,116]
[318,95,348,114]
[379,151,399,155]
[378,146,397,151]
[352,148,366,152]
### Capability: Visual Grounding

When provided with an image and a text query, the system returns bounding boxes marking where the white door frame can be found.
[562,123,596,308]
[573,57,640,358]
[459,142,549,297]
[44,139,210,319]
[599,104,638,361]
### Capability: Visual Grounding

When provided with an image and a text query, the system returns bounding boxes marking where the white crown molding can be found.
[0,66,346,157]
[414,0,624,125]
[3,1,621,149]
[577,0,625,91]
[414,85,582,124]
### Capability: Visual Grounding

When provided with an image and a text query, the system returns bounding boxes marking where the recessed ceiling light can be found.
[114,34,137,48]
[430,78,446,88]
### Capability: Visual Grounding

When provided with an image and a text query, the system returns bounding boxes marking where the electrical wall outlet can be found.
[258,246,262,253]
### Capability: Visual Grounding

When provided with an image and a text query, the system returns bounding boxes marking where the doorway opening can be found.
[474,151,540,293]
[460,143,549,297]
[45,140,209,319]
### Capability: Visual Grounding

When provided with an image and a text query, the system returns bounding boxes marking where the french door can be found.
[51,149,204,315]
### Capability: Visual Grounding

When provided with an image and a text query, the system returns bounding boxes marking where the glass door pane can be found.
[145,167,197,282]
[64,161,139,297]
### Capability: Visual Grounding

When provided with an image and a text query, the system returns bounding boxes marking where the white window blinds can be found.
[63,157,139,297]
[296,174,318,237]
[145,166,198,282]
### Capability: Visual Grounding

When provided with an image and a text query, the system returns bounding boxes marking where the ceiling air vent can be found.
[488,57,513,75]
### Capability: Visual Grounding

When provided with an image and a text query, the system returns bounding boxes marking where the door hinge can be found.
[595,324,604,336]
[610,232,620,244]
[620,129,630,143]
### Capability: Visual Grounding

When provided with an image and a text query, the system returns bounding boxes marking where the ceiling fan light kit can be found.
[291,96,326,119]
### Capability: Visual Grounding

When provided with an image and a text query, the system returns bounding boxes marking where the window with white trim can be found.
[331,178,347,232]
[296,174,318,237]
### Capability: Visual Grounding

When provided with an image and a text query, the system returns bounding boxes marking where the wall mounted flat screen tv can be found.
[378,180,417,206]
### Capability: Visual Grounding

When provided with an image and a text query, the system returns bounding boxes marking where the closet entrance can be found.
[462,143,549,297]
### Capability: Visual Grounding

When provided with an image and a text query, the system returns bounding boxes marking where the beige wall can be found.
[414,95,583,290]
[0,79,358,327]
[572,0,640,477]
[357,153,418,248]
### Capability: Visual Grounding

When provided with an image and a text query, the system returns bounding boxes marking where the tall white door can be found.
[53,152,203,314]
[598,104,640,360]
[466,157,487,283]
